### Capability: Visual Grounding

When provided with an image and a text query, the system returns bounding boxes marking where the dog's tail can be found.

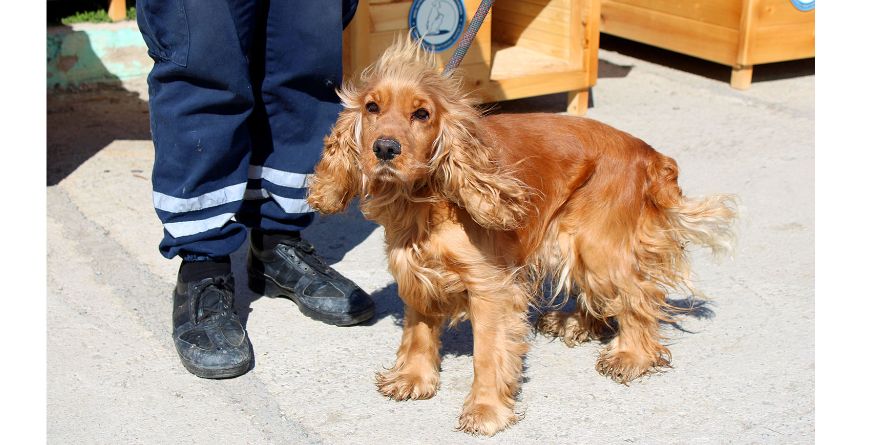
[647,152,739,274]
[647,152,739,259]
[633,151,737,303]
[668,194,738,258]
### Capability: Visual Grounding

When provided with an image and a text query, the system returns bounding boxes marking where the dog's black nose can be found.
[373,138,401,161]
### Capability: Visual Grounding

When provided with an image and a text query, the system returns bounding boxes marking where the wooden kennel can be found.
[343,0,601,115]
[599,0,815,89]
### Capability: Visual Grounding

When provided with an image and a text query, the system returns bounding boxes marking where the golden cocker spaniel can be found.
[308,39,737,436]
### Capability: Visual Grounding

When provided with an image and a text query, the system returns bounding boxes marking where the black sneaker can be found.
[246,229,375,326]
[172,265,253,379]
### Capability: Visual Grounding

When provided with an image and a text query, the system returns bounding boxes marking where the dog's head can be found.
[308,37,528,230]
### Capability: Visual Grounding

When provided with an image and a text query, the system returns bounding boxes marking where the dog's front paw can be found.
[596,345,671,385]
[457,402,518,436]
[375,369,439,401]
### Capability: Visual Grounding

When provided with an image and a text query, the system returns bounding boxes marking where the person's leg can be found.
[139,0,260,259]
[242,0,375,325]
[137,0,261,378]
[238,0,343,232]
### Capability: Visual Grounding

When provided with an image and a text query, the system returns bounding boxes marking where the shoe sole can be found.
[176,350,253,380]
[247,272,374,327]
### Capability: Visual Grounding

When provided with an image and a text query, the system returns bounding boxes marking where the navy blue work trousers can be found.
[136,0,358,260]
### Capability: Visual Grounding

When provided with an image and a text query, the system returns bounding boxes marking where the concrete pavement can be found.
[47,42,814,444]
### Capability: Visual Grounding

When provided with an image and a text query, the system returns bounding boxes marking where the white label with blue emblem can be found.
[409,0,467,52]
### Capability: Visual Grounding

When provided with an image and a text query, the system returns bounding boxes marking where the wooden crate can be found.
[600,0,815,89]
[344,0,600,115]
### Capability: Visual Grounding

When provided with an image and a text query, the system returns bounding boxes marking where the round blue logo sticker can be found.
[409,0,466,52]
[790,0,814,12]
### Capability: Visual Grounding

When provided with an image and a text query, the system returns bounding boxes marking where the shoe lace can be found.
[280,239,333,276]
[193,275,234,323]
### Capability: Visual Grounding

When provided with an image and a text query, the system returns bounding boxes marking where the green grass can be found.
[60,7,136,25]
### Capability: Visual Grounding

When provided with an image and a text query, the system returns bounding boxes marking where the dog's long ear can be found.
[308,105,362,214]
[430,112,529,230]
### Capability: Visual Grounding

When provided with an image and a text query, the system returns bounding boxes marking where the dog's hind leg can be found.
[568,225,673,385]
[376,306,444,400]
[537,299,613,347]
[578,254,672,384]
[458,280,530,436]
[574,264,672,383]
[592,283,672,385]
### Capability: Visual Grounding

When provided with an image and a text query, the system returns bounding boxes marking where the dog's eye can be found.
[366,102,379,113]
[412,108,430,121]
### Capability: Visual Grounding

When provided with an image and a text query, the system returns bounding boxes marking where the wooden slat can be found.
[567,89,589,115]
[730,66,752,89]
[494,21,571,59]
[568,0,584,68]
[492,69,590,100]
[495,1,572,30]
[493,0,574,59]
[735,0,754,66]
[494,8,572,36]
[368,1,411,33]
[747,21,815,64]
[601,1,739,65]
[516,0,573,10]
[603,0,742,29]
[451,64,592,103]
[580,0,600,85]
[490,43,573,80]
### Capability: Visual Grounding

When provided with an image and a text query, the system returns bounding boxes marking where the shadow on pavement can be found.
[47,84,152,185]
[302,200,380,265]
[663,297,717,334]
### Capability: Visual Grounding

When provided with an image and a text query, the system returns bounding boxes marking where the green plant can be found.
[59,6,136,25]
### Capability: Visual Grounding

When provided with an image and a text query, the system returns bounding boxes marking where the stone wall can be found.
[47,21,152,88]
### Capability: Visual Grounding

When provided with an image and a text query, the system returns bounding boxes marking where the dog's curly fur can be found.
[308,38,738,436]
